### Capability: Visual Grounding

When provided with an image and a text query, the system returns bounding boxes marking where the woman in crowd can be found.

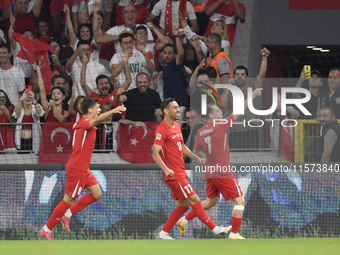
[0,89,16,153]
[64,4,101,62]
[34,64,70,123]
[68,87,85,123]
[13,90,44,153]
[180,12,230,57]
[36,18,52,44]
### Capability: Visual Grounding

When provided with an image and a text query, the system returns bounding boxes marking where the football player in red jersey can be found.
[152,97,230,240]
[176,88,262,239]
[39,98,126,240]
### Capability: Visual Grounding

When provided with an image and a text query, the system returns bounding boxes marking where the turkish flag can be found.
[39,122,75,164]
[117,122,160,163]
[279,116,295,162]
[289,0,340,9]
[0,0,14,9]
[13,32,55,94]
[50,0,85,15]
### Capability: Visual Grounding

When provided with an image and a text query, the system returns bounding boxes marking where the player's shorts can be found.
[206,178,243,201]
[65,166,98,198]
[166,178,196,200]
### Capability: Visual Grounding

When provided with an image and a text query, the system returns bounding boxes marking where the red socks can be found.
[191,202,216,230]
[70,194,99,215]
[184,209,196,222]
[162,206,189,233]
[46,200,71,230]
[231,217,242,234]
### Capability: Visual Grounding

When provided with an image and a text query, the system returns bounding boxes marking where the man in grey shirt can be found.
[318,107,340,162]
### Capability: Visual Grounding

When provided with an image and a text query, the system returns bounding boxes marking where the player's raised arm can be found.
[183,144,206,165]
[89,105,126,128]
[231,88,262,121]
[152,144,174,177]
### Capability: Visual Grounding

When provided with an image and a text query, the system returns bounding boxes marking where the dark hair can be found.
[51,75,65,86]
[73,95,86,112]
[162,43,177,54]
[77,23,93,40]
[21,29,34,36]
[0,89,12,107]
[89,10,105,29]
[204,67,217,79]
[102,101,114,111]
[81,97,98,115]
[0,43,11,53]
[76,39,91,48]
[320,106,335,117]
[208,33,222,47]
[35,17,49,29]
[234,65,248,76]
[48,39,62,51]
[96,74,110,86]
[51,86,66,96]
[136,72,150,82]
[135,25,147,33]
[161,97,176,113]
[330,67,340,73]
[119,33,134,43]
[190,107,201,116]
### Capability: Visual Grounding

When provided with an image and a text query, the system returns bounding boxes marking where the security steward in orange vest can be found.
[205,33,232,80]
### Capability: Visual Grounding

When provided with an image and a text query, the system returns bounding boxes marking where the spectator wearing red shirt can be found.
[80,53,131,108]
[204,0,245,47]
[3,0,44,34]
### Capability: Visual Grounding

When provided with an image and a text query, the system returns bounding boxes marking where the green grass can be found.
[1,239,340,255]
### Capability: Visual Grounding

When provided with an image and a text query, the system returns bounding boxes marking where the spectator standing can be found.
[96,4,154,54]
[204,0,245,47]
[13,90,44,153]
[320,68,340,119]
[114,72,162,121]
[318,107,340,162]
[114,0,151,26]
[146,0,199,35]
[0,89,16,153]
[0,43,25,106]
[111,33,154,90]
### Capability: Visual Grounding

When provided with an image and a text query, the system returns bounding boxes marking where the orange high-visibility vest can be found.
[206,50,233,78]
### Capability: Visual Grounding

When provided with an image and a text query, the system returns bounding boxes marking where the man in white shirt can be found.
[0,43,25,106]
[66,40,113,98]
[95,4,153,53]
[146,0,198,34]
[111,33,155,90]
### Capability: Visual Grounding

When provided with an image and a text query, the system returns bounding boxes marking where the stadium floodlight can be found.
[306,46,316,48]
[320,49,330,52]
[312,48,322,50]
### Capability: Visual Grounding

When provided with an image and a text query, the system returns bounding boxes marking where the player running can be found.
[39,98,126,240]
[176,88,263,240]
[152,98,230,240]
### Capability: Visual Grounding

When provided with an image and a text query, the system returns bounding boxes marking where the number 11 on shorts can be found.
[184,184,193,194]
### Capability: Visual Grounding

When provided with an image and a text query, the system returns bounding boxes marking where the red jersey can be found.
[66,118,97,172]
[204,0,246,46]
[154,120,186,181]
[6,11,37,34]
[194,115,235,178]
[90,90,119,108]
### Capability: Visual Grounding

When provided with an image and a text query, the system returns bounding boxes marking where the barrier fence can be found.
[1,163,340,240]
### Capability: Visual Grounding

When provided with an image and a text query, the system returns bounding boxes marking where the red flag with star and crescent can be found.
[117,122,160,163]
[39,122,75,164]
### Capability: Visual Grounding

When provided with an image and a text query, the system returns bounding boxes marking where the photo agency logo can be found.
[199,84,312,128]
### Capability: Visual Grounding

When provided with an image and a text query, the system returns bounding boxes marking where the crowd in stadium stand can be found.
[0,0,339,162]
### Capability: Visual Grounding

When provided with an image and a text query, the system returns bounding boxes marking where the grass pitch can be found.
[1,239,339,255]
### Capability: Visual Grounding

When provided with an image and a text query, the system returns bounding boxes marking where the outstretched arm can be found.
[173,26,184,66]
[232,88,262,120]
[80,55,93,97]
[254,47,270,88]
[89,105,126,127]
